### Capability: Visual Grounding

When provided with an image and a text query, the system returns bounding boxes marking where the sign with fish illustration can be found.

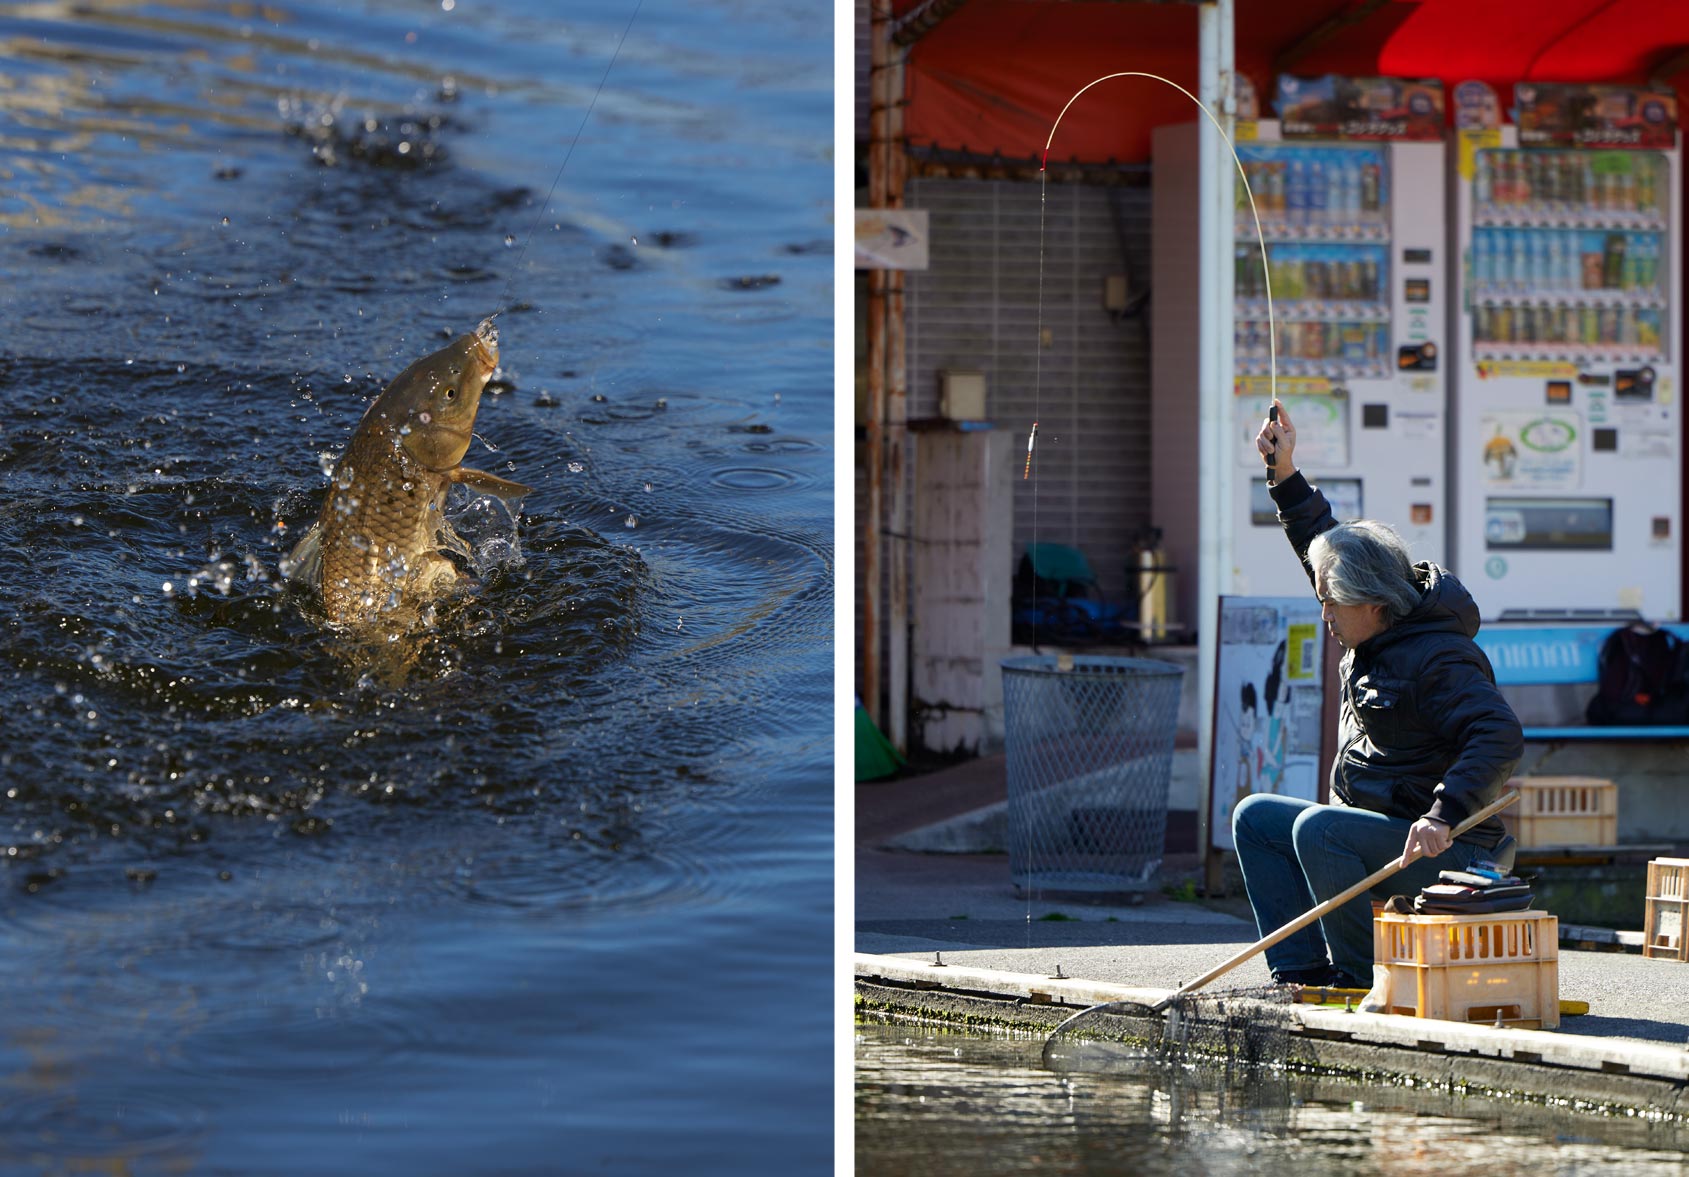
[1209,596,1331,851]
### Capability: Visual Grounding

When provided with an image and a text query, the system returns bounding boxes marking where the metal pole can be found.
[863,0,890,726]
[1197,0,1236,891]
[887,47,911,752]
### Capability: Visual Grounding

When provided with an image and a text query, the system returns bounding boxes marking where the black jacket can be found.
[1272,472,1524,847]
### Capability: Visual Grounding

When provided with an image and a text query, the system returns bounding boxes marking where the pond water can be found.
[0,0,832,1170]
[856,1023,1689,1175]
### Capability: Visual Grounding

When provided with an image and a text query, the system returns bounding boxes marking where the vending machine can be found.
[1448,128,1681,618]
[1152,119,1449,614]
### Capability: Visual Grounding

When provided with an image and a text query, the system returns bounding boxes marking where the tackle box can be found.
[1371,910,1559,1029]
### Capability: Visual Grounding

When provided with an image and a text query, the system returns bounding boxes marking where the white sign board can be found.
[855,208,929,270]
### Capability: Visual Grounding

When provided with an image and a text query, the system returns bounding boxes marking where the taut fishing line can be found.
[491,0,645,318]
[1023,71,1278,954]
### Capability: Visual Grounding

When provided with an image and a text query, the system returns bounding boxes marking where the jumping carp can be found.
[287,317,531,626]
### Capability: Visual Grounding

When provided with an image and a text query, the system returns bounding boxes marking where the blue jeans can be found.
[1231,793,1490,981]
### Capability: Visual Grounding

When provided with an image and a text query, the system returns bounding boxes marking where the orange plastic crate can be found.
[1643,858,1689,962]
[1500,776,1617,848]
[1371,911,1559,1029]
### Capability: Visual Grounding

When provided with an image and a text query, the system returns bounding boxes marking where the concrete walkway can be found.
[856,758,1689,1050]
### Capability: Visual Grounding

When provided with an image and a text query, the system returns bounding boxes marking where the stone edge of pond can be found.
[854,952,1689,1123]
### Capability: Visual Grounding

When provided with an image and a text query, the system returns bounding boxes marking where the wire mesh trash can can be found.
[1001,655,1184,895]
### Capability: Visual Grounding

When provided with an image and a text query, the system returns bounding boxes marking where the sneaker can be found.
[1273,964,1369,990]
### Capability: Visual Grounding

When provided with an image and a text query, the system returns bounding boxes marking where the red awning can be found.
[894,0,1689,165]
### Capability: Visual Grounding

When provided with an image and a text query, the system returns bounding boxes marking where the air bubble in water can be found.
[567,461,584,474]
[643,482,652,493]
[624,514,637,529]
[504,234,515,247]
[162,581,174,595]
[630,236,638,246]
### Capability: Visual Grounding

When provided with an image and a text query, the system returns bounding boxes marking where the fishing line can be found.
[491,0,645,317]
[1022,71,1278,947]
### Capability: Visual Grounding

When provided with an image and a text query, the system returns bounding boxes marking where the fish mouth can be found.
[472,316,500,367]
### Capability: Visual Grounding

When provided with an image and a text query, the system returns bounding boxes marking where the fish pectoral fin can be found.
[283,524,323,588]
[451,466,533,502]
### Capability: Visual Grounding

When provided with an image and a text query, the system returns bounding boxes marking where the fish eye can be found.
[444,388,456,401]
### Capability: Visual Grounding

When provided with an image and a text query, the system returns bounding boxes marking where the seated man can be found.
[1235,399,1524,989]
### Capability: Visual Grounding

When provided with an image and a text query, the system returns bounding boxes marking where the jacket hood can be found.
[1365,561,1480,653]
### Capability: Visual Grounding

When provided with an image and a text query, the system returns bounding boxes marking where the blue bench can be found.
[1475,624,1689,741]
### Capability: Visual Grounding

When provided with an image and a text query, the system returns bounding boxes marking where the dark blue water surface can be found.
[0,0,833,1170]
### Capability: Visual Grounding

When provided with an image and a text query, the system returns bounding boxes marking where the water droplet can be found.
[624,514,637,529]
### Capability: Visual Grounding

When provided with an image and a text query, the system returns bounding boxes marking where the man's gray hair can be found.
[1308,520,1421,621]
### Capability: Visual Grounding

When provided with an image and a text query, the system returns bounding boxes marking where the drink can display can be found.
[1638,307,1661,351]
[1287,158,1307,221]
[1581,235,1604,289]
[1635,156,1655,216]
[1340,322,1366,363]
[1603,232,1627,289]
[1499,153,1526,204]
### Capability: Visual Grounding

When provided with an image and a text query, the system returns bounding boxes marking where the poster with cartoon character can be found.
[1209,596,1330,851]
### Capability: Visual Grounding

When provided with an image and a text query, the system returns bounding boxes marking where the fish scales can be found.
[289,317,531,627]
